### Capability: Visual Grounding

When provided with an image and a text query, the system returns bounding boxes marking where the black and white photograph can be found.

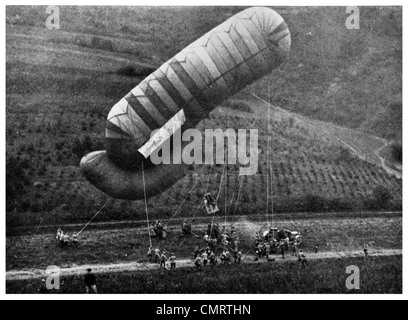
[4,2,404,299]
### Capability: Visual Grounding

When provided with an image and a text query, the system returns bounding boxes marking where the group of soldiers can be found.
[254,230,289,260]
[193,245,243,271]
[147,247,177,270]
[144,221,315,271]
[56,228,79,247]
[181,220,193,235]
[253,228,310,269]
[146,222,244,271]
[150,220,167,239]
[193,223,243,270]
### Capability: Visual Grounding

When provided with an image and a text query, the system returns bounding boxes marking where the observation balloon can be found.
[80,7,291,200]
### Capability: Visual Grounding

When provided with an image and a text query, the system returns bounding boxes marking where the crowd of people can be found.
[43,220,373,294]
[56,228,79,247]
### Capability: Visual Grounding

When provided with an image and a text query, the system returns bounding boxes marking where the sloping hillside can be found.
[249,7,402,140]
[6,6,402,229]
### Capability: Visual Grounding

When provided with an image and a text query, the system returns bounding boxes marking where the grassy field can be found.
[7,255,402,294]
[6,212,402,271]
[6,6,402,229]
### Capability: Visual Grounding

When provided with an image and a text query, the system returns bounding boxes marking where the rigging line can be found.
[268,87,275,228]
[227,174,240,217]
[217,117,231,204]
[266,99,271,224]
[232,175,244,216]
[225,144,229,228]
[216,149,228,201]
[193,166,212,221]
[227,110,257,218]
[212,144,227,235]
[165,177,200,227]
[141,162,153,248]
[77,199,111,237]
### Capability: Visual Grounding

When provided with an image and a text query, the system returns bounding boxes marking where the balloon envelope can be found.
[81,7,291,200]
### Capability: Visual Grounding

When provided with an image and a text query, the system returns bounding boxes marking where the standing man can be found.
[147,246,154,262]
[300,251,308,269]
[221,250,227,265]
[210,251,217,266]
[195,256,203,271]
[314,243,320,254]
[154,247,161,264]
[56,228,63,245]
[72,233,79,248]
[193,246,200,259]
[364,244,369,257]
[257,243,263,259]
[169,253,176,270]
[236,251,243,264]
[160,252,168,269]
[280,240,286,260]
[225,250,232,265]
[265,243,271,260]
[85,269,98,294]
[202,251,209,267]
[293,242,299,257]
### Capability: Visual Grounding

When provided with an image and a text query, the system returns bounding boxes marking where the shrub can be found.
[391,143,402,163]
[116,65,155,78]
[6,157,31,211]
[372,185,393,208]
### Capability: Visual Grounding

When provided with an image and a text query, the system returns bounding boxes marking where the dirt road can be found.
[6,249,402,281]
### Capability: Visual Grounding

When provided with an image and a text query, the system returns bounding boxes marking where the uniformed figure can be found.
[210,251,217,266]
[72,233,79,247]
[56,228,63,241]
[160,252,167,268]
[293,243,299,256]
[85,269,98,294]
[169,254,176,270]
[62,234,71,247]
[147,247,154,262]
[300,251,308,269]
[195,256,203,271]
[193,246,200,259]
[314,244,319,254]
[233,240,239,252]
[364,244,369,257]
[154,248,161,264]
[257,243,263,258]
[280,240,286,260]
[225,250,232,265]
[221,250,227,265]
[236,251,243,264]
[202,252,209,267]
[265,243,271,259]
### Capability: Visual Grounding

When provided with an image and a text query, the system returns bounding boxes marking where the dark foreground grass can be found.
[7,256,402,294]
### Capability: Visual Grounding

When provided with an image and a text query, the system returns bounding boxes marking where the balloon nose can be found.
[80,150,189,200]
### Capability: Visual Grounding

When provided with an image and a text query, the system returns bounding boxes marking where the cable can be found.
[142,162,152,247]
[77,199,111,237]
